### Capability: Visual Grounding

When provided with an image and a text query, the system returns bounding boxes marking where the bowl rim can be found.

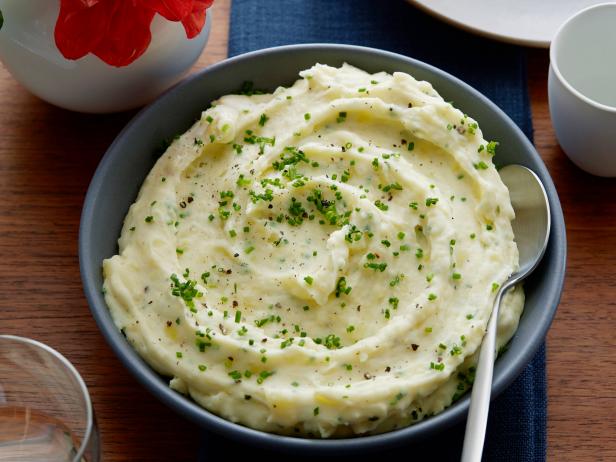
[549,2,616,114]
[79,43,567,453]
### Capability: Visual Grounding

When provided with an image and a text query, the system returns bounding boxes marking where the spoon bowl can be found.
[502,165,552,276]
[461,164,551,462]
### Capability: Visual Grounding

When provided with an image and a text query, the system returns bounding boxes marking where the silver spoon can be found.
[461,164,551,462]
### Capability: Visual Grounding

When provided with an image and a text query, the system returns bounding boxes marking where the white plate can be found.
[408,0,602,48]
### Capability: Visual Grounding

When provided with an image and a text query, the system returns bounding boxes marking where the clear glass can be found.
[0,335,100,462]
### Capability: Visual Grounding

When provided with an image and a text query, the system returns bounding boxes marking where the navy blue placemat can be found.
[198,1,546,460]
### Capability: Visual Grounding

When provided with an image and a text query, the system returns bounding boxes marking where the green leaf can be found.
[0,9,4,31]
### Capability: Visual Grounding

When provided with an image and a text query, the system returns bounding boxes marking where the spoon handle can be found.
[461,287,507,462]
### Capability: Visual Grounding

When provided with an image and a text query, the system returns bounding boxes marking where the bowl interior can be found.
[80,44,566,453]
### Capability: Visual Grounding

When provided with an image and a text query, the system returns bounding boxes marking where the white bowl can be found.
[0,0,211,113]
[548,2,616,177]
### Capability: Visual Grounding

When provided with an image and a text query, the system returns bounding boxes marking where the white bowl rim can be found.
[549,2,616,113]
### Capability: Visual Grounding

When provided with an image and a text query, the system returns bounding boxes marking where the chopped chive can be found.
[374,200,388,211]
[430,362,445,371]
[486,141,499,155]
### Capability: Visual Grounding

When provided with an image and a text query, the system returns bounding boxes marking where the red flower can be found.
[54,0,214,67]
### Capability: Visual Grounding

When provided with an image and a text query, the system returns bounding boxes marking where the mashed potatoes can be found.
[103,63,523,437]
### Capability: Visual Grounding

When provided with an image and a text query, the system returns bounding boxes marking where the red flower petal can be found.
[54,0,213,67]
[92,1,156,67]
[54,0,115,60]
[181,0,213,39]
[141,0,194,21]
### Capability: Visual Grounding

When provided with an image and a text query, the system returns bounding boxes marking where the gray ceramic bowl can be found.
[79,44,566,454]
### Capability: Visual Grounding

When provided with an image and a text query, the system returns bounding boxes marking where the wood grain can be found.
[1,2,614,460]
[527,49,616,462]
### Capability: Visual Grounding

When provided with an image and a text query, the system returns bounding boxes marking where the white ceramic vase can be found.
[0,1,211,113]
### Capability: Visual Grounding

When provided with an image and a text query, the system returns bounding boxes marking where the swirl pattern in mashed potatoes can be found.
[103,63,524,437]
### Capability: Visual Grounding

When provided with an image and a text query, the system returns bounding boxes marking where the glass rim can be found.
[0,334,95,462]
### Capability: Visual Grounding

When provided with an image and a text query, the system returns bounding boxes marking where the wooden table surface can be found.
[1,1,615,460]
